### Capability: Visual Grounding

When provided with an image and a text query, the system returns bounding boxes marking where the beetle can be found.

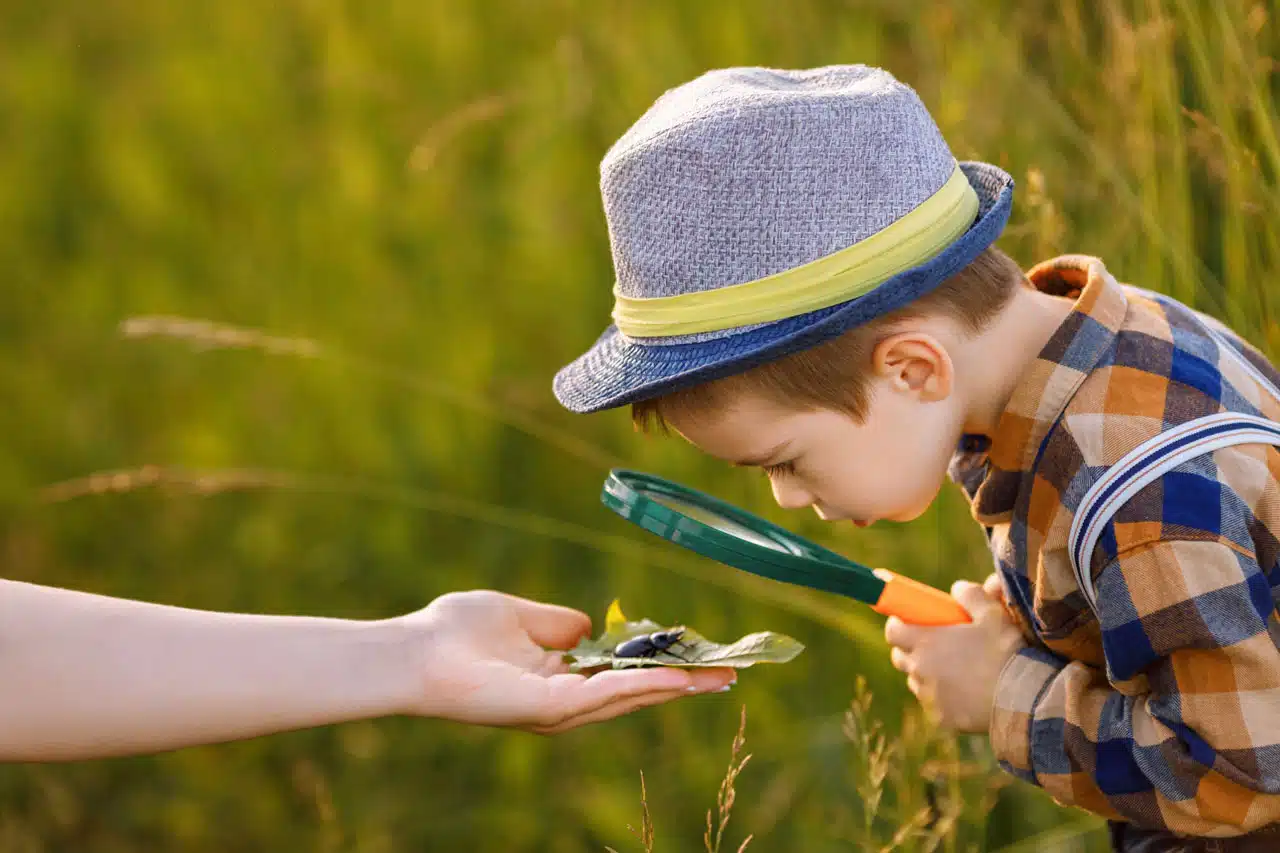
[613,627,692,663]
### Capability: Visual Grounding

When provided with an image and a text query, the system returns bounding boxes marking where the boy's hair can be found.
[632,246,1025,432]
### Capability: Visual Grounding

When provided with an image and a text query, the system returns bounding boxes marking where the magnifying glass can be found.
[602,469,970,626]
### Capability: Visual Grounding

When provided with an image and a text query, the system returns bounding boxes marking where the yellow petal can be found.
[605,599,627,633]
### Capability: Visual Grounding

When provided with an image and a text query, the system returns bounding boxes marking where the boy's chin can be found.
[884,497,940,524]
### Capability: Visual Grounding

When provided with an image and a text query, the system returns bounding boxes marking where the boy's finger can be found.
[889,647,913,674]
[982,573,1004,599]
[883,616,921,650]
[951,581,1001,623]
[906,674,933,702]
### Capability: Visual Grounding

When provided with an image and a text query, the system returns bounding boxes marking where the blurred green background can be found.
[3,0,1278,850]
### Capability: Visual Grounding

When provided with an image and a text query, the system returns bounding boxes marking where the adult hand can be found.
[401,590,736,734]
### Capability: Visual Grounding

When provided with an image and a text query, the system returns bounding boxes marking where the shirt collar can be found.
[952,254,1129,525]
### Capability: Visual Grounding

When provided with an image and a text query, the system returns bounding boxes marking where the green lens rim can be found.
[601,469,887,604]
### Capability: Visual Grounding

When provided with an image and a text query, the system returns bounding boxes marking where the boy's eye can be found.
[762,461,795,477]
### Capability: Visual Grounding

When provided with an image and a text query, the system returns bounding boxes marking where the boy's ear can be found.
[871,332,954,402]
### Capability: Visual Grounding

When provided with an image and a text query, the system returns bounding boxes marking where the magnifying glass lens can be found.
[607,470,971,626]
[639,489,791,552]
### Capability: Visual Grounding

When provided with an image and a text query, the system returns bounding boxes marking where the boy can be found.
[553,65,1280,851]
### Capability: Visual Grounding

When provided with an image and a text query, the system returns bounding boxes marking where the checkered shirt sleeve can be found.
[991,442,1280,836]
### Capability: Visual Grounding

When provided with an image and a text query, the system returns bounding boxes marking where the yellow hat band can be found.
[611,164,980,338]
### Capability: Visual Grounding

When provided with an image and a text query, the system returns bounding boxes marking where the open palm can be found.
[402,590,735,734]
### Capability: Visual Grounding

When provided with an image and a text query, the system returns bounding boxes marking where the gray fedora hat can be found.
[553,64,1014,414]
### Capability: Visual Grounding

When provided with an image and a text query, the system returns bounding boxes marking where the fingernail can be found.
[715,684,733,693]
[686,685,699,693]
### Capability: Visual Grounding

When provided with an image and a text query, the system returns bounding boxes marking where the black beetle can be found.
[613,627,691,662]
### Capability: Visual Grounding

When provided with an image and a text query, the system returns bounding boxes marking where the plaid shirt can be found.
[949,255,1280,837]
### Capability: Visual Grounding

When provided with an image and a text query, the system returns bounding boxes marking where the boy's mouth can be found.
[815,506,874,528]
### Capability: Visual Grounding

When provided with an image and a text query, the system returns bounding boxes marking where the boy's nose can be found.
[770,478,814,511]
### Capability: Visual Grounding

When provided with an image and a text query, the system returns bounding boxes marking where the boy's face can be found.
[666,383,967,528]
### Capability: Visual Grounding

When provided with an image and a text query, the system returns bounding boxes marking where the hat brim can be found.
[553,161,1014,414]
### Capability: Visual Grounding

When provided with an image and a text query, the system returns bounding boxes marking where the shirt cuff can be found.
[989,645,1065,784]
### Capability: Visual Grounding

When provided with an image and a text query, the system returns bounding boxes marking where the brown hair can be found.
[631,246,1025,432]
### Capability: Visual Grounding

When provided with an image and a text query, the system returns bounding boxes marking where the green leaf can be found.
[566,601,805,671]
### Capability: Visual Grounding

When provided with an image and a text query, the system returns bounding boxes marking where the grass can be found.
[702,707,753,853]
[608,685,1091,853]
[607,706,753,853]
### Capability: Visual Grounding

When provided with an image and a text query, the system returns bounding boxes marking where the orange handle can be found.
[869,569,972,625]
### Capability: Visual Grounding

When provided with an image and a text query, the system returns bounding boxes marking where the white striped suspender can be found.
[1066,324,1280,617]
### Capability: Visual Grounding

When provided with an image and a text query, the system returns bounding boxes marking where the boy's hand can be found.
[400,591,736,734]
[883,574,1025,732]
